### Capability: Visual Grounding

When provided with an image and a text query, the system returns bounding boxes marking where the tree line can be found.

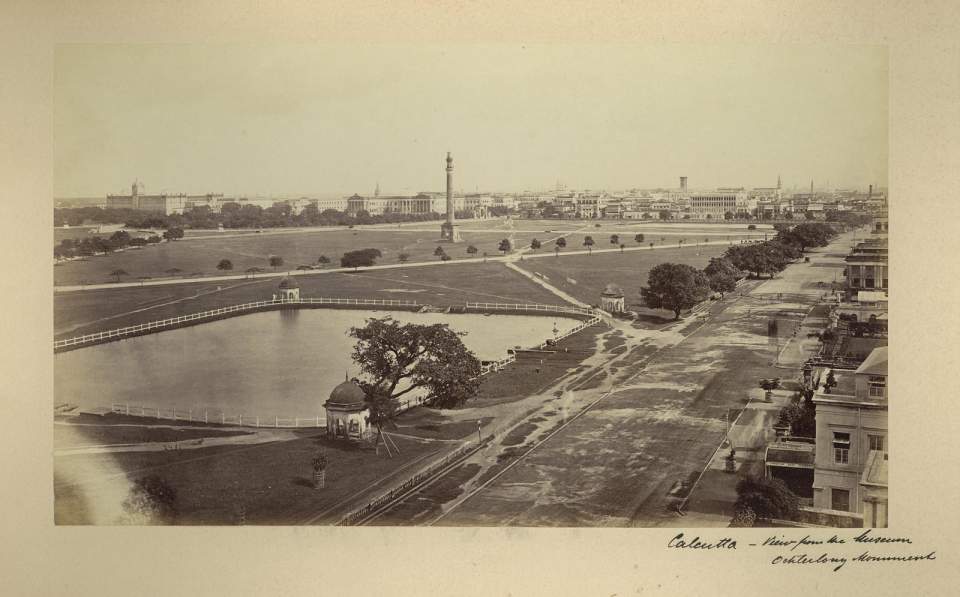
[55,204,469,232]
[639,223,837,319]
[54,228,184,259]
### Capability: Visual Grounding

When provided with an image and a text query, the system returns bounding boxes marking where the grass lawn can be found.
[54,262,565,338]
[515,244,731,308]
[54,431,450,525]
[474,325,602,404]
[55,417,252,449]
[53,226,560,286]
[390,410,494,441]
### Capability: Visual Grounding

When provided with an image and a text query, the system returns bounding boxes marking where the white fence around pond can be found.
[54,297,420,350]
[54,298,600,351]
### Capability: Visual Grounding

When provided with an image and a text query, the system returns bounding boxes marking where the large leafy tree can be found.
[703,257,741,298]
[349,317,482,412]
[725,244,779,279]
[640,263,711,319]
[162,227,184,241]
[777,222,835,253]
[340,248,382,269]
[216,259,233,271]
[498,238,512,255]
[583,235,595,254]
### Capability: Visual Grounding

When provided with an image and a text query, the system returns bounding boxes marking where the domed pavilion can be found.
[600,283,625,313]
[324,376,371,440]
[276,275,300,301]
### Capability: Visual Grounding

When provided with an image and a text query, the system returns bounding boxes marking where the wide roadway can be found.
[408,233,857,526]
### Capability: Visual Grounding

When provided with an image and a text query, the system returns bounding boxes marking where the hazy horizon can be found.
[55,44,888,198]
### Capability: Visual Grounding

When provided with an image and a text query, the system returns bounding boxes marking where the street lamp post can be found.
[477,419,482,444]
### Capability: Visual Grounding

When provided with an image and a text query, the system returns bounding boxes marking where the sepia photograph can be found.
[51,43,890,529]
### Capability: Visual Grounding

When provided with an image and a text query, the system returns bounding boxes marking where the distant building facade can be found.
[687,190,753,219]
[106,181,223,216]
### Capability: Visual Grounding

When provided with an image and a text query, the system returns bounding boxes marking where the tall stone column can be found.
[440,151,461,242]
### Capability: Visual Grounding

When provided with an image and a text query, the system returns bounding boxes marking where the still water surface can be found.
[55,309,580,419]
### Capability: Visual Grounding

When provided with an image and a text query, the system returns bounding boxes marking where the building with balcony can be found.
[811,347,888,524]
[687,190,753,219]
[844,241,888,299]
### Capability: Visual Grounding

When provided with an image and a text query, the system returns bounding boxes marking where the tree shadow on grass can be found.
[631,313,676,326]
[291,477,315,489]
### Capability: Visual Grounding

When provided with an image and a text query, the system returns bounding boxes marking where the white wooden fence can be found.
[465,302,595,317]
[105,394,428,429]
[55,298,599,351]
[54,297,420,350]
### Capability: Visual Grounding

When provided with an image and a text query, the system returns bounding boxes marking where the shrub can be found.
[734,475,799,522]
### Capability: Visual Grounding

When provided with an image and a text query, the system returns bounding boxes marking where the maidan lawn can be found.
[54,225,546,286]
[53,220,768,286]
[54,262,567,338]
[516,244,733,308]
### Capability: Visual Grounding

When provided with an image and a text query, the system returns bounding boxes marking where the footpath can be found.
[675,231,858,526]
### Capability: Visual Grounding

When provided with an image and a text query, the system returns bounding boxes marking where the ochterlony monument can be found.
[440,151,461,242]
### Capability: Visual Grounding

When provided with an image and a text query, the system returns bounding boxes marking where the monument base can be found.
[439,221,462,243]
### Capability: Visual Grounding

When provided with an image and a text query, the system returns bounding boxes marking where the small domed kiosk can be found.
[600,283,625,313]
[324,376,371,440]
[276,275,300,301]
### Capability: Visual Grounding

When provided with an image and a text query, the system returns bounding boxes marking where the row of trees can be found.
[638,256,745,319]
[55,205,464,231]
[722,223,836,279]
[54,228,185,259]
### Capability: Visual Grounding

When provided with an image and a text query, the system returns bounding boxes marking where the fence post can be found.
[205,410,208,424]
[239,414,243,426]
[275,416,278,428]
[172,407,176,420]
[221,412,225,424]
[125,404,130,416]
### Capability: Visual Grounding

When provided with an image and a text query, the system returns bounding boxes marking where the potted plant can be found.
[725,448,737,473]
[759,378,780,402]
[312,451,328,489]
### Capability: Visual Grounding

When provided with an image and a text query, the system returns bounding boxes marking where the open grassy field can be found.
[53,225,560,286]
[54,262,566,338]
[515,244,731,309]
[53,217,770,286]
[54,428,451,525]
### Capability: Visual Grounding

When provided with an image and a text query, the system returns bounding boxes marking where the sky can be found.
[54,44,888,197]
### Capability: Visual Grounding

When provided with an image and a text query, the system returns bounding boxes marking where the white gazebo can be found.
[324,377,371,441]
[275,275,300,301]
[600,283,625,313]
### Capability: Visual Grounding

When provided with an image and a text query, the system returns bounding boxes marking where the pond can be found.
[54,309,582,420]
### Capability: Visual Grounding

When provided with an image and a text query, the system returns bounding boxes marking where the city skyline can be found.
[55,44,888,197]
